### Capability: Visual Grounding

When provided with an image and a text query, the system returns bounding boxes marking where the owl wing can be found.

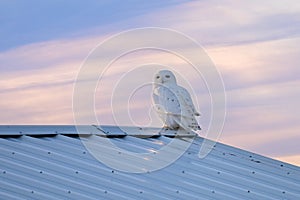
[178,86,200,116]
[153,86,181,115]
[153,85,200,131]
[152,86,182,129]
[175,86,201,131]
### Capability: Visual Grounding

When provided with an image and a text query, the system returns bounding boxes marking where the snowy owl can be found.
[152,70,201,131]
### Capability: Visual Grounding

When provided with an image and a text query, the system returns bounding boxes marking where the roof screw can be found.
[212,191,215,194]
[75,171,79,174]
[68,191,71,194]
[31,191,34,194]
[222,153,225,156]
[217,172,221,174]
[247,190,250,193]
[47,152,51,154]
[12,152,15,155]
[176,190,179,194]
[280,164,284,167]
[3,171,6,174]
[287,172,290,175]
[139,191,143,194]
[104,191,107,194]
[39,171,43,174]
[83,151,86,154]
[282,191,286,194]
[252,171,255,174]
[111,170,114,173]
[182,170,185,174]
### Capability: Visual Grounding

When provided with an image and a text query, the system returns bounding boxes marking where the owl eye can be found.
[156,76,160,79]
[165,75,170,78]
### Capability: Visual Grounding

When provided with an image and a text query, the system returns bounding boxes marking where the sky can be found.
[1,0,300,166]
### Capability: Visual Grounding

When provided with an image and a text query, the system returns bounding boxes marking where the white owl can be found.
[152,70,201,131]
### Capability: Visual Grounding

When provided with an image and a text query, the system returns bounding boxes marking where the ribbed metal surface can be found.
[0,126,299,199]
[0,125,193,137]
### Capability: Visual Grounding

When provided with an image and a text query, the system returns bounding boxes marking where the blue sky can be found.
[1,0,300,166]
[0,0,184,51]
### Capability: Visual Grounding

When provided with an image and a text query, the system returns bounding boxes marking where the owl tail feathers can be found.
[173,116,201,136]
[189,123,201,131]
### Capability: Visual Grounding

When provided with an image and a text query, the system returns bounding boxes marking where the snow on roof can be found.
[0,125,299,199]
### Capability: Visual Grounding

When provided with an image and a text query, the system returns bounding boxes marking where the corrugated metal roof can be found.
[0,125,299,199]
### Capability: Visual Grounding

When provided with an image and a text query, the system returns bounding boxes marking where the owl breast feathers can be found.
[152,70,201,131]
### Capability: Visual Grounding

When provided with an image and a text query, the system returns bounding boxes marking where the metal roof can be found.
[0,125,299,199]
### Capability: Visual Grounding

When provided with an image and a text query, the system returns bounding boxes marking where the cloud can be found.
[0,83,74,124]
[138,0,300,46]
[207,38,300,165]
[0,35,100,124]
[207,37,300,88]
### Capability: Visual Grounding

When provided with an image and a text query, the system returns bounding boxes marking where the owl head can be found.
[154,70,177,85]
